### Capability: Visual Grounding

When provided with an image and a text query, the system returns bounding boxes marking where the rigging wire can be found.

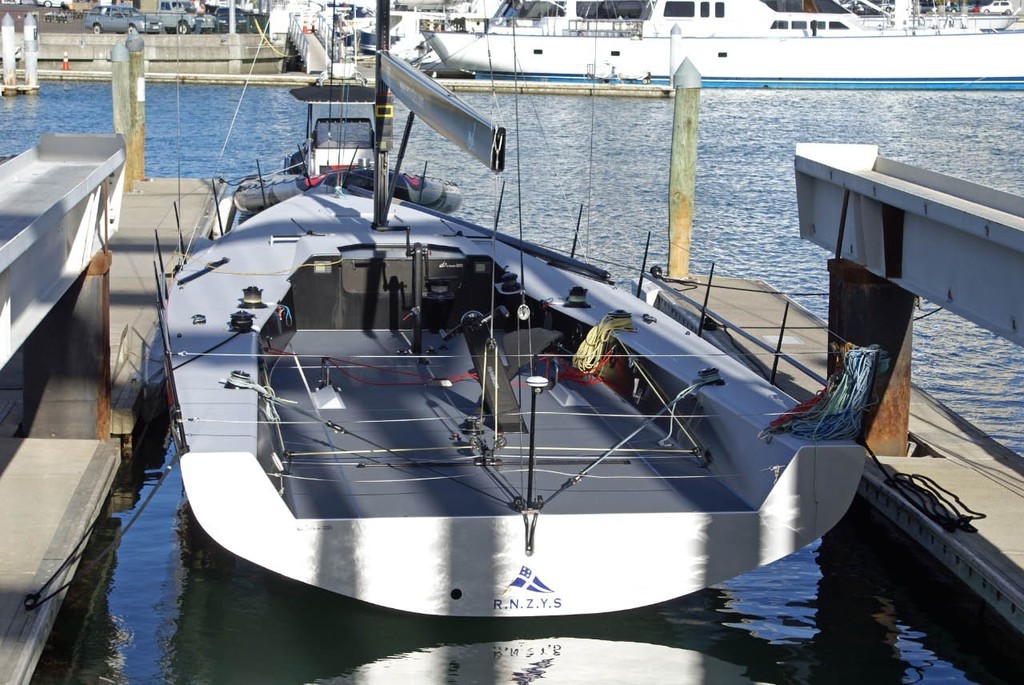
[185,33,269,256]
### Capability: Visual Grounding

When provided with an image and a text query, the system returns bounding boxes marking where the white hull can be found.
[182,445,862,616]
[427,29,1024,88]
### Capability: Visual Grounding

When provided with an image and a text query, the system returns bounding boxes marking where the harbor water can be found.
[3,83,1023,684]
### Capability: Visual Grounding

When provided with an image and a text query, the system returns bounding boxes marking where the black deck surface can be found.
[268,330,753,520]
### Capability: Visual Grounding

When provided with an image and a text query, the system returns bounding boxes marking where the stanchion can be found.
[62,50,69,71]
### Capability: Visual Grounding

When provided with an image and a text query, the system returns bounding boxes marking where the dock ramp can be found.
[0,134,126,369]
[795,143,1024,346]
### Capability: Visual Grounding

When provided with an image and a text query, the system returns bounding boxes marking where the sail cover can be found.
[380,54,506,173]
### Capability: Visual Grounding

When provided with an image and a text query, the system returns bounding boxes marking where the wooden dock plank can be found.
[109,177,221,435]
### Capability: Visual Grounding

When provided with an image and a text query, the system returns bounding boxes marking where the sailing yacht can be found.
[163,0,867,617]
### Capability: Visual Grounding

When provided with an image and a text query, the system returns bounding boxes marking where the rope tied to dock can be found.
[759,343,887,442]
[865,443,986,533]
[24,423,179,612]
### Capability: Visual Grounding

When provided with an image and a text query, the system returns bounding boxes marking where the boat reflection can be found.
[316,638,764,684]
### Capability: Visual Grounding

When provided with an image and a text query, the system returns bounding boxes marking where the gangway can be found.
[0,134,125,369]
[288,11,358,79]
[796,143,1024,347]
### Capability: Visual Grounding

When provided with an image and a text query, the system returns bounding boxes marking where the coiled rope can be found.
[572,311,635,375]
[760,343,888,441]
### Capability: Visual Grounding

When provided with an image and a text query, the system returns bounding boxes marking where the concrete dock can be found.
[0,176,217,685]
[650,276,1024,641]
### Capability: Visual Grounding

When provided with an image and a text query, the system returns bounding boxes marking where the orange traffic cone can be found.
[62,51,69,71]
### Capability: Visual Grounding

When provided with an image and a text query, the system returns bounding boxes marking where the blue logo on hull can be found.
[494,566,563,611]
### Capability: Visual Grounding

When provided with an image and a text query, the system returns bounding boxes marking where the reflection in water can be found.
[318,638,761,685]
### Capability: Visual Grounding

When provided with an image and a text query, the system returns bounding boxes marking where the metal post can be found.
[636,231,652,298]
[2,13,15,96]
[769,301,790,387]
[411,243,423,354]
[668,58,701,279]
[828,259,913,456]
[526,376,548,507]
[696,262,715,338]
[669,24,682,87]
[23,13,38,93]
[570,204,583,259]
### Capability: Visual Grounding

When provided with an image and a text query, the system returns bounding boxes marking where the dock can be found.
[0,165,217,684]
[645,275,1024,644]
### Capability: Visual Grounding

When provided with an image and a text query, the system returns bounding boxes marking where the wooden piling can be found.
[127,36,146,184]
[668,59,701,279]
[111,42,132,190]
[111,37,147,189]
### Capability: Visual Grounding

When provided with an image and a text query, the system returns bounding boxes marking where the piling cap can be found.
[673,58,702,90]
[111,42,129,62]
[125,35,144,52]
[24,14,36,28]
[3,14,14,28]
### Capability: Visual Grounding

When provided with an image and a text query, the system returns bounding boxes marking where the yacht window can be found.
[576,1,649,19]
[664,1,696,17]
[611,50,621,56]
[829,21,849,29]
[814,20,825,29]
[313,119,373,149]
[700,1,709,16]
[715,1,724,16]
[791,20,807,28]
[771,20,789,28]
[519,1,565,19]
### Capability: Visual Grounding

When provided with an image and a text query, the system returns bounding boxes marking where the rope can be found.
[572,311,635,375]
[25,425,178,611]
[759,344,887,441]
[865,443,986,533]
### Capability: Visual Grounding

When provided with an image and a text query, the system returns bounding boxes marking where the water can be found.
[4,82,1023,683]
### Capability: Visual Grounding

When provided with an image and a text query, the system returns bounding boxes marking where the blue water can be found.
[4,82,1023,684]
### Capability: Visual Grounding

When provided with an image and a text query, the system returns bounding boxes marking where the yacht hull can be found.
[426,30,1024,89]
[182,445,863,616]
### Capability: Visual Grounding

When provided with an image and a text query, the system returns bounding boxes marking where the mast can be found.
[372,0,394,229]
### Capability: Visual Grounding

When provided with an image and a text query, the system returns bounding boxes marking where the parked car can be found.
[84,5,163,34]
[212,6,256,33]
[152,0,217,34]
[981,0,1016,13]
